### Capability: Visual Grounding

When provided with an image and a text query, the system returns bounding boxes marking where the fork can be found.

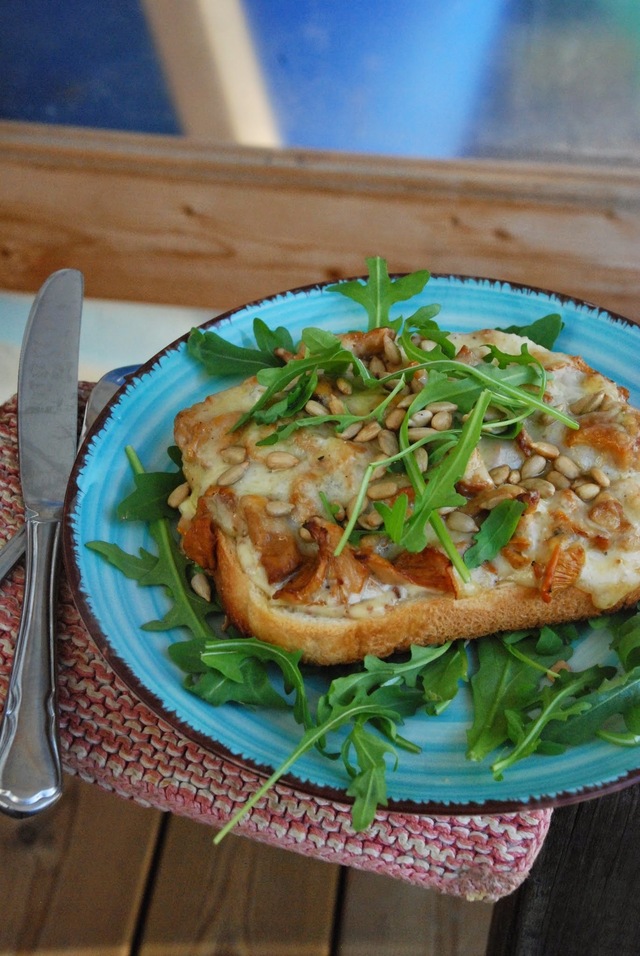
[0,365,138,582]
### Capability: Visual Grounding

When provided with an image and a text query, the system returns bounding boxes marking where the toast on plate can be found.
[174,326,640,664]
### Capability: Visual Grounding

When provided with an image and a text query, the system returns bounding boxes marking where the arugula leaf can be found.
[535,626,567,656]
[420,643,468,716]
[328,256,431,330]
[317,645,448,723]
[464,499,526,570]
[212,684,408,844]
[403,308,454,359]
[543,666,640,746]
[611,609,640,671]
[117,470,184,521]
[252,317,295,355]
[374,494,410,544]
[187,324,285,377]
[208,643,454,839]
[252,370,318,426]
[497,312,564,350]
[483,342,538,370]
[233,338,364,431]
[85,541,159,582]
[200,637,311,728]
[167,637,211,673]
[342,719,397,830]
[491,666,610,778]
[300,326,342,354]
[399,390,492,554]
[186,659,291,710]
[466,638,541,763]
[88,447,217,638]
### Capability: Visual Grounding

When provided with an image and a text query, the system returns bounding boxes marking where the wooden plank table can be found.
[1,121,640,954]
[0,778,493,955]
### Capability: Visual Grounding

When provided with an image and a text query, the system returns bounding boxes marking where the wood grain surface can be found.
[0,776,162,956]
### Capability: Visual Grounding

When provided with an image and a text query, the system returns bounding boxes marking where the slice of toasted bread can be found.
[174,328,640,664]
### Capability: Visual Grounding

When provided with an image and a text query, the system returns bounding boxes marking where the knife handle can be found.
[0,515,63,816]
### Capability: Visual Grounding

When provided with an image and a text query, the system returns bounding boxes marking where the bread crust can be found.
[210,527,640,664]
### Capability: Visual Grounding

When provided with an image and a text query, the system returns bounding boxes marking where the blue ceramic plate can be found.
[63,275,640,813]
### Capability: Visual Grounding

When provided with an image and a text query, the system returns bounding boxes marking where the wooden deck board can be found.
[336,868,492,956]
[137,813,341,956]
[0,776,162,956]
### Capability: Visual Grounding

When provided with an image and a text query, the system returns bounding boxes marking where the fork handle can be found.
[0,526,26,581]
[0,514,63,816]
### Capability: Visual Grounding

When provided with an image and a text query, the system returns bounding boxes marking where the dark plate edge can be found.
[62,271,640,818]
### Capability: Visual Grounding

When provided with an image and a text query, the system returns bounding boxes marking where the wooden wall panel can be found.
[0,123,639,323]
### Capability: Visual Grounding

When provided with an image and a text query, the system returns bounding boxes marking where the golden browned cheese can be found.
[174,328,640,664]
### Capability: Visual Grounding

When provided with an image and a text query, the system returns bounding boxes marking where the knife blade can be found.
[0,269,83,816]
[0,365,139,583]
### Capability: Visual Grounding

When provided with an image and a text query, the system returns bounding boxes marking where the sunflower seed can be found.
[167,481,190,509]
[218,461,250,485]
[305,399,328,417]
[546,469,571,490]
[354,421,382,442]
[369,356,387,378]
[570,390,605,415]
[521,454,547,480]
[367,479,399,501]
[408,426,437,441]
[378,429,399,456]
[407,409,433,427]
[446,511,479,534]
[574,481,601,501]
[383,335,402,365]
[589,466,610,488]
[220,445,247,465]
[265,500,294,516]
[529,440,560,459]
[414,446,429,473]
[431,411,453,431]
[520,477,556,498]
[265,451,300,470]
[327,394,347,415]
[191,572,211,602]
[554,454,581,480]
[489,464,510,486]
[339,421,364,440]
[384,408,406,431]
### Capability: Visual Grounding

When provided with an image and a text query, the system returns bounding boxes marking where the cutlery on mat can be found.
[0,365,138,583]
[0,269,83,817]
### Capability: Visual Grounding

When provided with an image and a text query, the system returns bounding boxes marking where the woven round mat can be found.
[0,386,551,901]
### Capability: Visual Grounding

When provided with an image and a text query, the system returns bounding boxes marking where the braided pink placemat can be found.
[0,387,551,901]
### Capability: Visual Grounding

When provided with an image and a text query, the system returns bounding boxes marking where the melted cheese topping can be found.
[175,329,640,615]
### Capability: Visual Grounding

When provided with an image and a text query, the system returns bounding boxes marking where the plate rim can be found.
[62,270,640,816]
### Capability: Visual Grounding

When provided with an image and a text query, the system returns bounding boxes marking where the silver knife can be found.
[0,365,138,583]
[0,269,83,816]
